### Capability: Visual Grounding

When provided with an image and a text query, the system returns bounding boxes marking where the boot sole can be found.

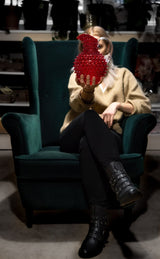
[120,191,142,208]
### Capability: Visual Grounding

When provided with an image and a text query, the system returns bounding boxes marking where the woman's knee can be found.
[84,109,98,117]
[83,110,106,131]
[83,109,100,123]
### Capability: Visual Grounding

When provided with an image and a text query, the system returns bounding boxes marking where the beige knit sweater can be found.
[60,67,151,134]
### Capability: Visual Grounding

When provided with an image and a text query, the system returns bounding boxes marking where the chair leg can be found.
[25,208,33,228]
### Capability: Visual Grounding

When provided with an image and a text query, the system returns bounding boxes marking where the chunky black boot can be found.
[78,205,109,258]
[105,161,142,208]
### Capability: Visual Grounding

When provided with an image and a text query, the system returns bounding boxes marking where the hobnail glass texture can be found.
[74,34,107,85]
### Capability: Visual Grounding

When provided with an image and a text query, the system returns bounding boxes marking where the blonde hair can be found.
[78,26,113,55]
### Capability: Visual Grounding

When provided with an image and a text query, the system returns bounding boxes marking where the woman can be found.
[59,26,151,258]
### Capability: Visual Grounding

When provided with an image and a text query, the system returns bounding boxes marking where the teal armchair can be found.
[2,37,156,227]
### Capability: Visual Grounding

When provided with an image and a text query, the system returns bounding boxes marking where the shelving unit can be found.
[0,38,29,116]
[0,29,160,42]
[147,103,160,151]
[0,30,159,150]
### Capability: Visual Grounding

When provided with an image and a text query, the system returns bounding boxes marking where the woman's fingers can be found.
[108,114,114,128]
[76,74,89,86]
[84,75,95,92]
[92,76,96,86]
[102,103,119,127]
[97,76,104,85]
[86,75,90,86]
[103,113,114,128]
[75,77,80,85]
[76,74,100,89]
[80,74,85,85]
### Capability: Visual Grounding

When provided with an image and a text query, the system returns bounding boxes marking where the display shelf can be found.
[0,72,25,88]
[0,105,29,117]
[0,30,160,42]
[151,103,160,112]
[0,39,27,115]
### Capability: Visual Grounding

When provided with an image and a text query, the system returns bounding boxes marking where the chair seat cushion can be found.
[15,146,144,181]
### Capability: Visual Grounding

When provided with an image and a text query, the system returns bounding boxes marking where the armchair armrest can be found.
[121,113,157,155]
[2,113,42,156]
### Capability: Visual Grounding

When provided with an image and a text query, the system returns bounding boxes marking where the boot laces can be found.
[110,173,134,196]
[88,216,109,241]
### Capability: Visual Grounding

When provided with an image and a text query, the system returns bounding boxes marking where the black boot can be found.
[78,205,109,258]
[105,161,142,208]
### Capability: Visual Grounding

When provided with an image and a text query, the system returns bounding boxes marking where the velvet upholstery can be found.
[1,37,156,227]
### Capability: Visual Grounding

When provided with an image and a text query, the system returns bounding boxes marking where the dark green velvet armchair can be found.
[2,37,156,227]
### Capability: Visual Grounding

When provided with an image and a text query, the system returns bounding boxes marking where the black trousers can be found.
[59,110,122,208]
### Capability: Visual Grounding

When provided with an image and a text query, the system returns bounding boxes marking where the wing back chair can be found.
[2,37,156,227]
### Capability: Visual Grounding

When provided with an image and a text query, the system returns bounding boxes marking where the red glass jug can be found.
[74,33,107,85]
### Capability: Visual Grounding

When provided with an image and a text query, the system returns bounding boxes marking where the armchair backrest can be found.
[23,37,138,147]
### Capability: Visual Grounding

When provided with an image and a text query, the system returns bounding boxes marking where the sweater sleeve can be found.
[68,72,93,113]
[123,69,151,115]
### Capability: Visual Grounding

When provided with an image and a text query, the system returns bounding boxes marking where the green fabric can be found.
[122,37,138,73]
[33,40,78,146]
[2,113,42,156]
[120,153,144,178]
[23,37,40,115]
[15,146,143,180]
[18,181,87,210]
[112,38,138,73]
[15,148,143,211]
[122,113,157,154]
[15,146,80,180]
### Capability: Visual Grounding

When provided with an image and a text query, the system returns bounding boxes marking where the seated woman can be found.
[59,26,151,258]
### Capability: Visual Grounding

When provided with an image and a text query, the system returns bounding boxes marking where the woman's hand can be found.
[101,102,120,128]
[100,102,134,128]
[76,74,103,92]
[76,74,103,104]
